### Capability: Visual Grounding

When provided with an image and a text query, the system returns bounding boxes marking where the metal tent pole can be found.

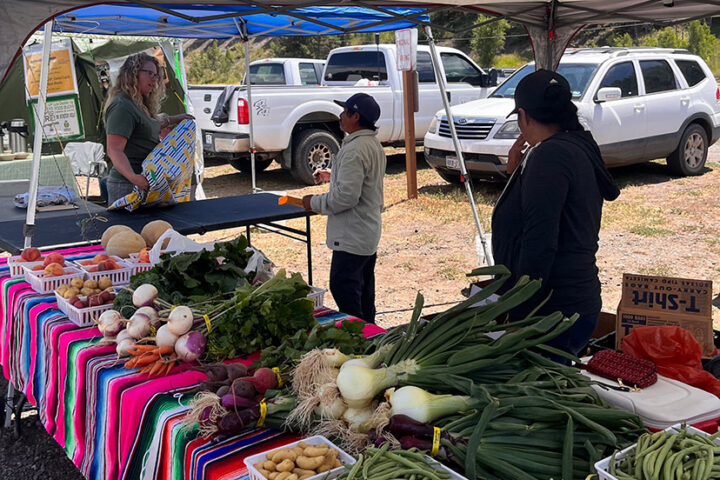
[235,18,257,193]
[423,25,493,265]
[7,20,54,429]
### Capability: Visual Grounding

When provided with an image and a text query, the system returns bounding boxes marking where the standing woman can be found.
[492,69,620,358]
[104,52,192,204]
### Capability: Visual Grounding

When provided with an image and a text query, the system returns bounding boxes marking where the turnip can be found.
[174,331,207,363]
[167,306,194,336]
[155,324,178,348]
[115,329,132,344]
[135,306,160,326]
[126,312,151,339]
[97,309,124,338]
[132,284,158,307]
[116,339,136,357]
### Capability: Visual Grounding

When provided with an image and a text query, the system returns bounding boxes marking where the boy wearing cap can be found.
[302,93,386,323]
[491,69,620,358]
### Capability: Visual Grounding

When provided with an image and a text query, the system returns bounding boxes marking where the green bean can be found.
[345,454,364,480]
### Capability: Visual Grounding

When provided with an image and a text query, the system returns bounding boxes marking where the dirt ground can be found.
[1,144,719,479]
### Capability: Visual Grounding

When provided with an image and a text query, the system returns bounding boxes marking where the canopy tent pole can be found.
[24,20,54,249]
[235,18,258,193]
[423,25,493,266]
[7,19,54,429]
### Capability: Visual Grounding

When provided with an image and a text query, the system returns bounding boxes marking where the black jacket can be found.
[491,130,620,319]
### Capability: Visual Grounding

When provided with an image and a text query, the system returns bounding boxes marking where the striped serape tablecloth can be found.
[0,246,384,480]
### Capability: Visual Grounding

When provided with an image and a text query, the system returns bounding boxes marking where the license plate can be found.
[446,155,460,170]
[205,133,212,145]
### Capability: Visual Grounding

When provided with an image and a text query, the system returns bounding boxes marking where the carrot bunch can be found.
[124,344,177,376]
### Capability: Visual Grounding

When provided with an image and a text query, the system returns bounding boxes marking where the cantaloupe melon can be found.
[101,225,134,250]
[106,230,146,258]
[141,220,173,248]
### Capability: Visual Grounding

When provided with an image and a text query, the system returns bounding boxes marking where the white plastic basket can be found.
[55,291,113,327]
[308,287,326,310]
[243,435,354,480]
[73,256,133,286]
[595,424,720,480]
[8,257,43,278]
[23,265,84,294]
[126,252,153,275]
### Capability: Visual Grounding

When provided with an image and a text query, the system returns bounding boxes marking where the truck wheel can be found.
[291,129,340,185]
[229,157,274,174]
[436,169,463,185]
[667,124,707,176]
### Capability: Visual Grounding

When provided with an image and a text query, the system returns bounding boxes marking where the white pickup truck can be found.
[245,58,325,85]
[189,44,498,184]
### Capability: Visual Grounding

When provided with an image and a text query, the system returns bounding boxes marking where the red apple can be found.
[43,263,64,277]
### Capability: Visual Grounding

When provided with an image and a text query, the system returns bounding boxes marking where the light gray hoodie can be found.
[310,129,386,256]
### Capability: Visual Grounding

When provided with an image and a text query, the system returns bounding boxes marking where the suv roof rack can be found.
[565,47,691,57]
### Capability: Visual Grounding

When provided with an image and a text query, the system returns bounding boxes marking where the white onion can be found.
[132,284,158,307]
[155,324,178,348]
[167,306,194,336]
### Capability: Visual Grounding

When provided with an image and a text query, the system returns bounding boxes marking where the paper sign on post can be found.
[22,38,78,99]
[396,28,418,71]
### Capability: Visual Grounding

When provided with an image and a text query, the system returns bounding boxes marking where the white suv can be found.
[424,47,720,182]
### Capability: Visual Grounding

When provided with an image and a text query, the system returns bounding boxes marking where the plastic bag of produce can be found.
[623,325,720,397]
[108,119,195,212]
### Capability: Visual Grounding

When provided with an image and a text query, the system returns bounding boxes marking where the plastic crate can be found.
[308,287,326,310]
[55,290,113,327]
[595,424,720,480]
[23,265,84,294]
[125,253,153,275]
[8,257,43,278]
[243,435,354,480]
[73,256,133,286]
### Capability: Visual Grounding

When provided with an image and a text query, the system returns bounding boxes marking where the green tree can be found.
[470,15,510,67]
[656,27,687,48]
[268,35,344,59]
[688,20,718,62]
[608,33,634,48]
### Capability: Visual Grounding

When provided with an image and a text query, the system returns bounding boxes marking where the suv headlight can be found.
[428,115,439,135]
[494,120,521,139]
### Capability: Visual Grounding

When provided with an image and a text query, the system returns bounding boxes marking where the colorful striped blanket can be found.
[0,247,384,479]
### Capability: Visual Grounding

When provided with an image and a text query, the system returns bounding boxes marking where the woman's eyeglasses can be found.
[140,69,161,80]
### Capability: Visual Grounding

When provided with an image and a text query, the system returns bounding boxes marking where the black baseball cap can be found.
[507,69,574,120]
[334,93,381,129]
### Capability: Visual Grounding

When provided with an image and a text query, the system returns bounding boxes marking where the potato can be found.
[268,473,279,480]
[274,473,292,480]
[98,276,112,290]
[262,460,276,472]
[275,459,294,473]
[71,277,84,289]
[293,468,315,477]
[83,279,98,289]
[269,449,297,463]
[302,445,328,457]
[57,284,69,295]
[80,287,94,296]
[258,470,271,479]
[291,447,304,459]
[296,456,324,471]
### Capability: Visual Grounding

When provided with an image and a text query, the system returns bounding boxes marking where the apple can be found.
[43,263,64,277]
[98,260,117,271]
[43,253,65,268]
[21,248,42,262]
[138,248,150,264]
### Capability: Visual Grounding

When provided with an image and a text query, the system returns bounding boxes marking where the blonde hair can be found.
[105,52,165,119]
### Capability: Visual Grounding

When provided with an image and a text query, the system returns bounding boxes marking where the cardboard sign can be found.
[395,28,418,71]
[616,273,714,357]
[23,38,78,99]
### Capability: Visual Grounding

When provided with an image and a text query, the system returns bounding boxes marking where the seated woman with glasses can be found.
[103,52,192,204]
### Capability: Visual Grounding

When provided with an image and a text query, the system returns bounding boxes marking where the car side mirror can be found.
[595,87,622,103]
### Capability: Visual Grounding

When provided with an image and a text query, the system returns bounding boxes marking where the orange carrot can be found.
[125,357,139,368]
[132,345,157,353]
[157,346,174,355]
[134,354,160,366]
[163,360,175,376]
[148,360,165,377]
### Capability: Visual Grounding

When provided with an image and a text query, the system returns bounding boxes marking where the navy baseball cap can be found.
[508,69,573,119]
[334,93,381,128]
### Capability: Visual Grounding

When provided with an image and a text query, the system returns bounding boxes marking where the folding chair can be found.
[63,142,108,199]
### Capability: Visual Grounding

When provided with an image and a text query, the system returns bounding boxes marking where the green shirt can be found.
[105,94,160,180]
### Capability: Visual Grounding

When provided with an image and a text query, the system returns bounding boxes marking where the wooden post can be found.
[402,69,418,199]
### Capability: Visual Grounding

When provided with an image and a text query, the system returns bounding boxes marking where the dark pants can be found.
[329,250,377,324]
[99,176,109,204]
[543,312,599,364]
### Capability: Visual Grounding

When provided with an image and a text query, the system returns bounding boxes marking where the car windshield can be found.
[491,63,599,99]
